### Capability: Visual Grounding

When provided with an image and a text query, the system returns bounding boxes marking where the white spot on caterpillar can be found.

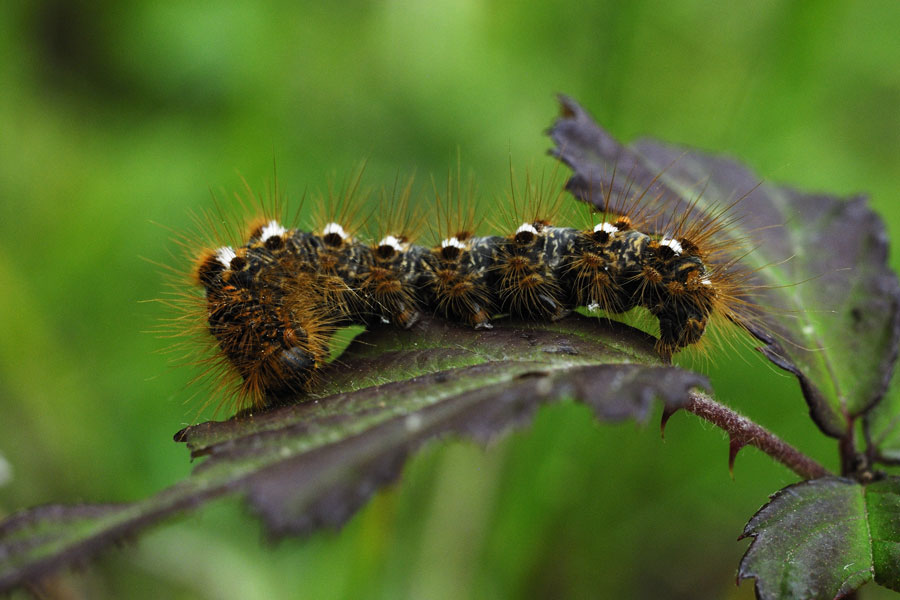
[215,246,237,267]
[701,278,712,286]
[323,222,348,240]
[261,220,286,241]
[516,222,538,236]
[587,303,601,312]
[442,236,465,249]
[659,238,683,255]
[379,235,404,251]
[593,222,618,234]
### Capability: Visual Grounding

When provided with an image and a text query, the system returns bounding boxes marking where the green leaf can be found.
[739,476,900,599]
[0,316,707,593]
[549,95,900,438]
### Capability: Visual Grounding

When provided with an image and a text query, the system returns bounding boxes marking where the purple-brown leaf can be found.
[549,94,900,439]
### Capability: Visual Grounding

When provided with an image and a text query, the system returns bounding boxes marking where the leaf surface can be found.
[739,476,900,599]
[0,316,706,592]
[549,95,900,438]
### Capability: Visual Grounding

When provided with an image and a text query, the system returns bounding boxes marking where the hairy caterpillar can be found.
[170,161,756,413]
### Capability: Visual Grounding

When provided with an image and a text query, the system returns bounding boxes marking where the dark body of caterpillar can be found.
[195,216,717,404]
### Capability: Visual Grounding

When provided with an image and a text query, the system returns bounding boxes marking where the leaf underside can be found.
[549,95,900,440]
[0,316,707,592]
[739,476,900,599]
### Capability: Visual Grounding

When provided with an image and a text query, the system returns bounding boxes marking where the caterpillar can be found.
[171,163,756,413]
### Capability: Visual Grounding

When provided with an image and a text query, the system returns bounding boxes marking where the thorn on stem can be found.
[660,404,680,439]
[728,435,746,479]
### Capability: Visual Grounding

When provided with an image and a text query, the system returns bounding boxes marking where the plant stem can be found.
[839,430,855,476]
[679,390,830,480]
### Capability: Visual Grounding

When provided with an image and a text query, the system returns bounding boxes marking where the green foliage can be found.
[1,1,899,598]
[5,95,900,599]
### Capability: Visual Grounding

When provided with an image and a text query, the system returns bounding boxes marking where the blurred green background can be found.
[1,0,899,598]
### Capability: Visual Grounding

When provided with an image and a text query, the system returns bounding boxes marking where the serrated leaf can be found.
[739,476,900,599]
[549,95,900,438]
[0,316,707,592]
